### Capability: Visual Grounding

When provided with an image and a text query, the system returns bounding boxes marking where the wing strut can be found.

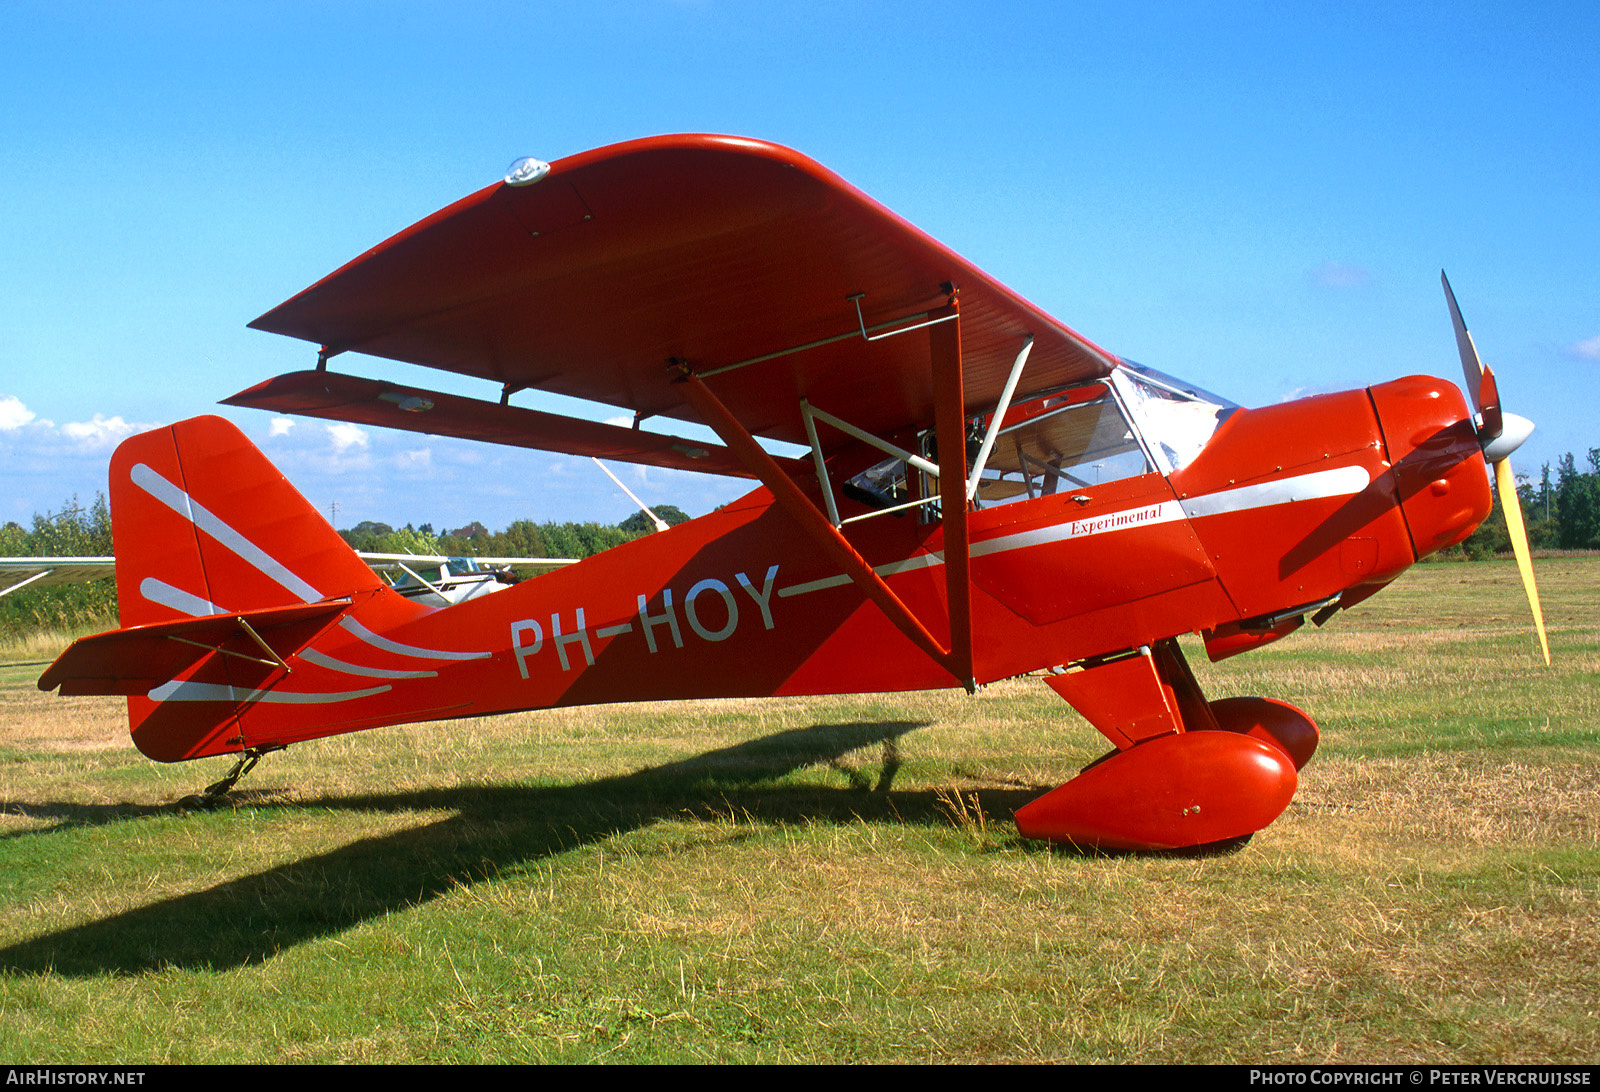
[930,302,974,688]
[672,302,976,688]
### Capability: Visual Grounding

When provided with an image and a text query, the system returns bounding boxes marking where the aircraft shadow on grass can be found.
[0,719,1053,977]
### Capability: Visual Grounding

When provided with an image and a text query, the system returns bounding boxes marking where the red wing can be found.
[222,370,793,478]
[249,134,1116,449]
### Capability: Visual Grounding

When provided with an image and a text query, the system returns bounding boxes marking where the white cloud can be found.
[1309,261,1371,289]
[269,417,295,436]
[1565,335,1600,361]
[0,403,160,516]
[0,395,38,430]
[394,447,432,470]
[60,413,145,451]
[327,422,369,452]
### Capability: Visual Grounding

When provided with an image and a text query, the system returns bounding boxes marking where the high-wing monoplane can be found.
[38,135,1547,850]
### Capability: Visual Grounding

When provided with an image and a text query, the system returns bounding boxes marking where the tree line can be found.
[0,497,692,638]
[337,504,691,562]
[0,496,116,636]
[1450,450,1600,559]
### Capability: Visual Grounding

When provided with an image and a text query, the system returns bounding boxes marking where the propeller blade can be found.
[1441,274,1545,663]
[1493,457,1550,666]
[1442,271,1503,441]
[1442,270,1484,408]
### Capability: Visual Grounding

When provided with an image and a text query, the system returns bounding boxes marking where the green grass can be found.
[0,561,1595,1062]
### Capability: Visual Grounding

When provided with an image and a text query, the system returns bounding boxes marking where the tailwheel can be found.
[174,745,285,814]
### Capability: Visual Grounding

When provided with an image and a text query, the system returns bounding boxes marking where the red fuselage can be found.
[118,373,1489,762]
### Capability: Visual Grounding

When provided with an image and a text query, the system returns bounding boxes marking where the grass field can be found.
[0,560,1595,1063]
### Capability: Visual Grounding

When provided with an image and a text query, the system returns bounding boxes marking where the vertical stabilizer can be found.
[102,416,386,760]
[110,416,381,628]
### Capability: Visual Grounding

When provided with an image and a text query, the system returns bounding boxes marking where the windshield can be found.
[389,557,485,590]
[1113,361,1236,474]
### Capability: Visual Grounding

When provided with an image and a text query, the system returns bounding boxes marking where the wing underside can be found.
[0,558,115,597]
[222,369,796,478]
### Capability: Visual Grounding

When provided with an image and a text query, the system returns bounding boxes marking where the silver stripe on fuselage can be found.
[970,500,1184,558]
[147,680,393,703]
[299,648,438,680]
[338,616,490,661]
[1176,465,1371,519]
[775,465,1372,598]
[776,553,943,599]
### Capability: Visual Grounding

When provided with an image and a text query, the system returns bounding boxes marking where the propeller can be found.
[1442,271,1550,665]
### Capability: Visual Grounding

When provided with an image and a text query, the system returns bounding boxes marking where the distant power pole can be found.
[329,500,339,526]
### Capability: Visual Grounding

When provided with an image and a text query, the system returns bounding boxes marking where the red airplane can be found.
[38,135,1547,850]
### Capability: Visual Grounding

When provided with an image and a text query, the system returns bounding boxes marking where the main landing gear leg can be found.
[1014,640,1319,850]
[176,744,286,813]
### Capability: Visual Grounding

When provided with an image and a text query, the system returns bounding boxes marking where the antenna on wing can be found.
[592,458,669,532]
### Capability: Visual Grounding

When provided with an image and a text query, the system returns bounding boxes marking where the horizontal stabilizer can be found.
[223,370,802,479]
[38,599,351,697]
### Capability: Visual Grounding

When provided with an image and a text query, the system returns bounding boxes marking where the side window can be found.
[842,454,912,512]
[840,382,1157,519]
[971,383,1150,508]
[832,366,1235,525]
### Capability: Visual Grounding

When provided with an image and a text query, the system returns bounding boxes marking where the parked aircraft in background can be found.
[1,558,118,598]
[2,554,570,609]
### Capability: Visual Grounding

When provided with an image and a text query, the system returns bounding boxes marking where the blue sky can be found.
[3,2,1596,532]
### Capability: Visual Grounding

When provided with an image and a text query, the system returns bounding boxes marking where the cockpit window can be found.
[970,382,1149,506]
[841,381,1155,517]
[837,363,1236,521]
[1113,361,1237,474]
[842,455,911,512]
[389,557,482,590]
